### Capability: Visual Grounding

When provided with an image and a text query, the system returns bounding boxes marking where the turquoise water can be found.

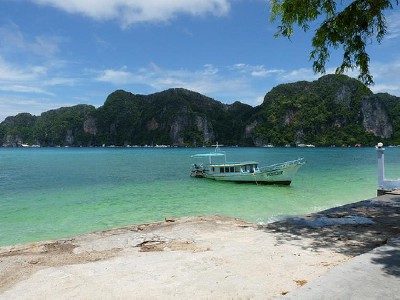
[1,147,399,247]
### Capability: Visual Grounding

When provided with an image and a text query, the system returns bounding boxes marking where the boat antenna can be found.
[211,141,226,163]
[212,141,224,152]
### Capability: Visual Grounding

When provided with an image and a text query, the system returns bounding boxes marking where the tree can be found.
[270,0,398,85]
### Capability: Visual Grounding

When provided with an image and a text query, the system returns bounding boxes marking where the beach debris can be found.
[137,225,147,231]
[138,240,167,252]
[165,217,176,223]
[135,235,209,253]
[281,291,289,295]
[294,279,308,286]
[42,241,76,253]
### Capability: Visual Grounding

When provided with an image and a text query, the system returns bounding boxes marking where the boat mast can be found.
[212,141,226,164]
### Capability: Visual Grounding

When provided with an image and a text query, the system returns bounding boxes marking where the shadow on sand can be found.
[260,194,400,276]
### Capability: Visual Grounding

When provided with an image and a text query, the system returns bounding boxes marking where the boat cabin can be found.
[209,162,259,174]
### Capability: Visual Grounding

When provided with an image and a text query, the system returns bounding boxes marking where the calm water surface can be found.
[1,146,399,246]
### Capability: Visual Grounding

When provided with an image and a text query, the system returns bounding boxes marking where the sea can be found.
[1,146,399,247]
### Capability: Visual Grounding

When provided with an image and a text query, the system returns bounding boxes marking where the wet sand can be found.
[1,193,399,299]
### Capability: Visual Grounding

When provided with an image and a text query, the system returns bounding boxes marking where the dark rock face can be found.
[195,116,214,144]
[170,116,189,146]
[362,96,393,138]
[83,116,97,135]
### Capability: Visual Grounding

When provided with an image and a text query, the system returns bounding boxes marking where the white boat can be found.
[190,144,305,185]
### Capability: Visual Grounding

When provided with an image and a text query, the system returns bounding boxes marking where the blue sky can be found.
[0,0,399,121]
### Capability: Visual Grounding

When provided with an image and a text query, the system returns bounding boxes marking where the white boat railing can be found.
[259,158,305,172]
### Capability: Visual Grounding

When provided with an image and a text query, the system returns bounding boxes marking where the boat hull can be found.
[202,162,303,185]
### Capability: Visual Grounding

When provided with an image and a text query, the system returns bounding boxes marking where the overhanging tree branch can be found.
[270,0,398,85]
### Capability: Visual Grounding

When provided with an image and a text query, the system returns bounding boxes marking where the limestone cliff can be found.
[1,75,400,147]
[361,96,393,138]
[82,88,253,146]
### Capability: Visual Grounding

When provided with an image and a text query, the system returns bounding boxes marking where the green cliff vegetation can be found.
[253,75,379,146]
[1,74,400,147]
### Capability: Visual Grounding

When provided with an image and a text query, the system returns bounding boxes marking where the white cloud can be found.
[29,0,231,27]
[0,23,61,57]
[278,67,320,82]
[0,57,46,82]
[371,84,400,95]
[203,64,219,75]
[0,55,78,98]
[96,66,138,85]
[43,77,77,87]
[0,85,53,95]
[371,60,400,79]
[255,95,264,105]
[386,11,400,40]
[369,60,400,96]
[231,64,284,77]
[0,95,74,121]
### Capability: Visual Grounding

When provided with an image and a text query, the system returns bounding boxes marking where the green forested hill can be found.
[252,75,378,146]
[1,75,400,147]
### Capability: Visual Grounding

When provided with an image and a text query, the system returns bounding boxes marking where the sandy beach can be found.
[1,193,399,299]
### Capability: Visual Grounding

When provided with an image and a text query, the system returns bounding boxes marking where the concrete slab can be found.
[282,236,400,300]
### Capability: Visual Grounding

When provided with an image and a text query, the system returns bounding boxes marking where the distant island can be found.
[1,74,399,147]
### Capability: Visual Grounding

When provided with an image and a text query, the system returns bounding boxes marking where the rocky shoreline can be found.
[1,193,399,299]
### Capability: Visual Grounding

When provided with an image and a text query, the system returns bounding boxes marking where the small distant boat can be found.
[297,143,315,148]
[20,143,40,148]
[190,143,305,185]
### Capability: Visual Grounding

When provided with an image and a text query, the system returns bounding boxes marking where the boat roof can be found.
[191,153,225,158]
[209,161,259,167]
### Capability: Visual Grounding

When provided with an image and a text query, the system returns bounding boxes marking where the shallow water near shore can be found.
[1,146,399,247]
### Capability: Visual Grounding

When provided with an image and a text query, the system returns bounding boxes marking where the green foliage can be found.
[35,105,96,146]
[1,113,37,145]
[94,90,143,145]
[0,106,96,147]
[270,0,398,85]
[183,127,205,146]
[254,74,392,146]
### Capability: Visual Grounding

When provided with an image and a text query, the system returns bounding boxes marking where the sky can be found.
[0,0,400,121]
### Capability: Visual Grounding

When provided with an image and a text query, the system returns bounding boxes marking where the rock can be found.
[362,96,393,138]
